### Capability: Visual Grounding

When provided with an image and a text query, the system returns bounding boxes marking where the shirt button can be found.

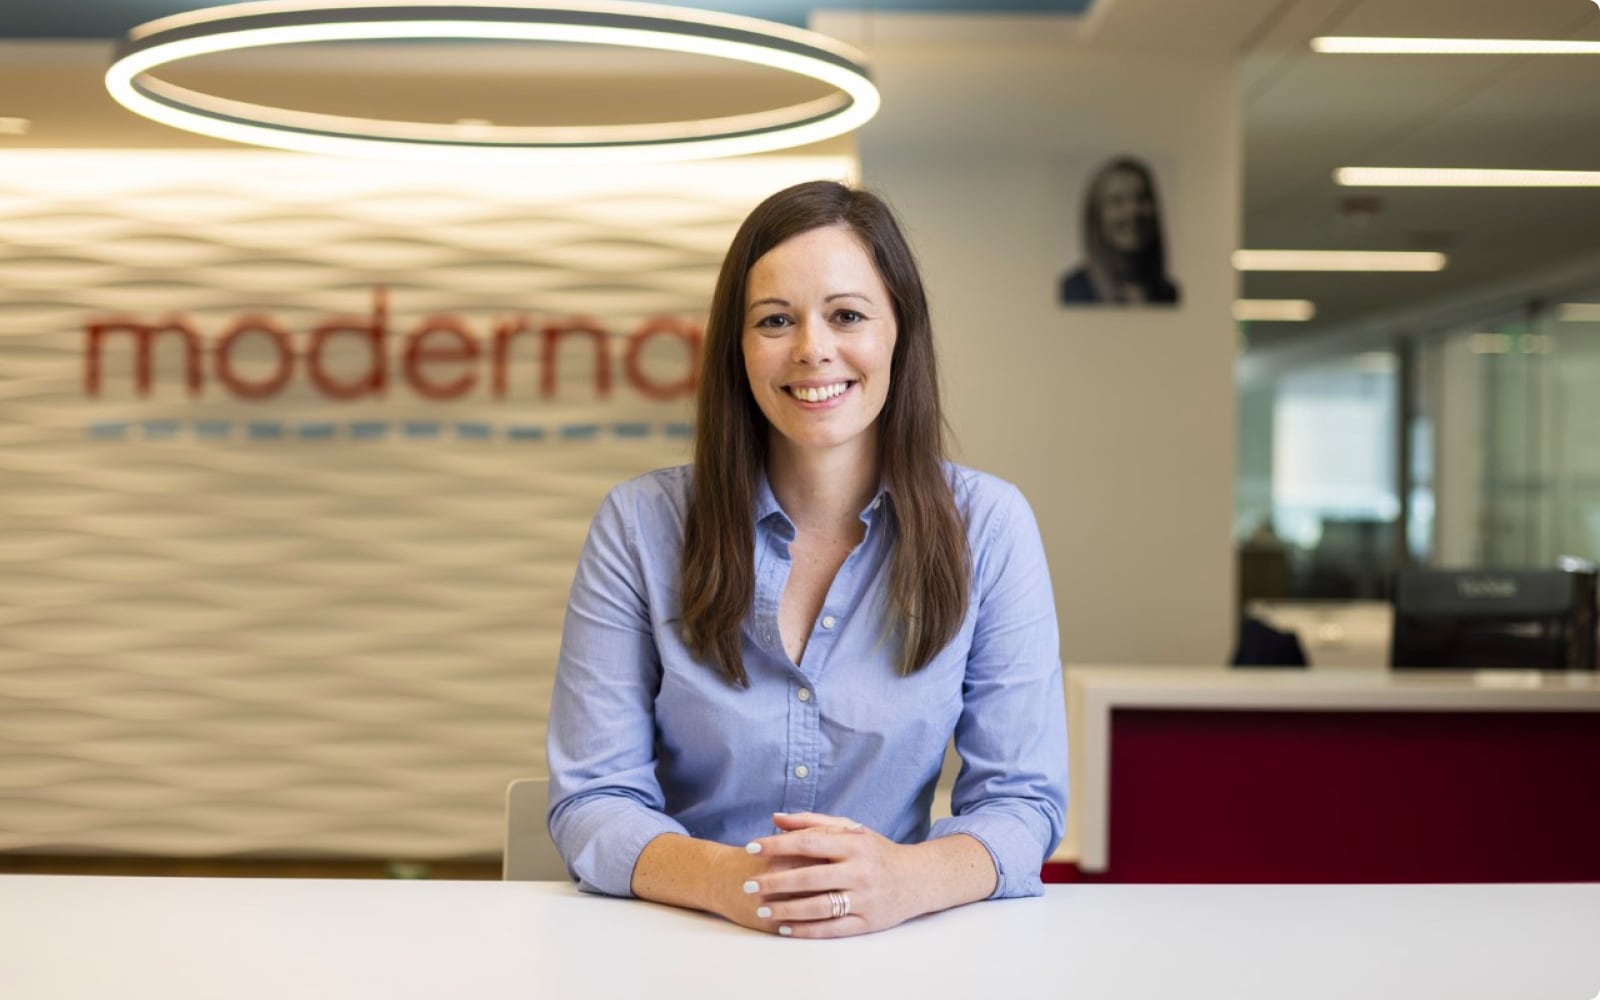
[797,687,811,702]
[793,764,810,779]
[872,497,882,510]
[820,615,836,630]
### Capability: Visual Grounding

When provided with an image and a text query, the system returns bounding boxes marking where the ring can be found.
[828,890,851,919]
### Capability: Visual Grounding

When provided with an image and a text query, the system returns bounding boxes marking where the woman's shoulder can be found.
[597,465,694,527]
[943,462,1033,527]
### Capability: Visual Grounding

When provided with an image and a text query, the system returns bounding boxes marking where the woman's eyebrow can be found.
[746,297,789,313]
[825,292,873,303]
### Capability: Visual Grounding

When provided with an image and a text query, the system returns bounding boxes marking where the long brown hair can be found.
[680,180,969,686]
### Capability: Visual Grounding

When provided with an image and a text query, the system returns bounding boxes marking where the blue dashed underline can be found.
[87,420,696,443]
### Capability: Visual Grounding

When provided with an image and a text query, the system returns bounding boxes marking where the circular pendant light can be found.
[105,0,881,164]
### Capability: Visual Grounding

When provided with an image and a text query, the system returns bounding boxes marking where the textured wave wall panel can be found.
[0,151,853,857]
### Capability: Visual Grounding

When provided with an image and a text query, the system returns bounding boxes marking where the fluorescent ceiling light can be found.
[1314,36,1600,55]
[1232,250,1447,272]
[1558,303,1600,322]
[1469,332,1553,355]
[1469,333,1512,355]
[104,0,880,164]
[1338,167,1600,187]
[1233,299,1316,322]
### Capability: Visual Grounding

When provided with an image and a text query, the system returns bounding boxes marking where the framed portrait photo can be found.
[1058,154,1180,308]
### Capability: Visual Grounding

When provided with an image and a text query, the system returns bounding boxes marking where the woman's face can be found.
[1097,168,1156,254]
[742,224,898,464]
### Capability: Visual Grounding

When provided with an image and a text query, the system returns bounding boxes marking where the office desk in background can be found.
[1,876,1596,1000]
[1059,667,1600,882]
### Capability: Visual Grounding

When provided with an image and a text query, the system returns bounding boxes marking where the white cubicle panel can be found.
[1248,599,1392,668]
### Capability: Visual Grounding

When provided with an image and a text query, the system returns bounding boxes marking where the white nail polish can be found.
[742,880,760,894]
[756,906,772,919]
[778,925,793,937]
[745,841,762,854]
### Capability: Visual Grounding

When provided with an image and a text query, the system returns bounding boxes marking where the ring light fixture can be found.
[105,0,881,164]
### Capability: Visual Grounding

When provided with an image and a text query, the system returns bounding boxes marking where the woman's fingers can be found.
[745,828,862,867]
[770,811,864,833]
[745,857,856,898]
[759,888,855,924]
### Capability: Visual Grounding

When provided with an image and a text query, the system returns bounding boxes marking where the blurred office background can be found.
[0,0,1597,874]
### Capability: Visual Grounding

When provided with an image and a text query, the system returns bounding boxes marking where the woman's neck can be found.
[765,434,881,534]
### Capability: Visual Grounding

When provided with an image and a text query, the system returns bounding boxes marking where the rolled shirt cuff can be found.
[555,798,690,898]
[929,811,1051,899]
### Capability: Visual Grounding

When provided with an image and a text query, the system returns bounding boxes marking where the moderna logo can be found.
[83,288,703,403]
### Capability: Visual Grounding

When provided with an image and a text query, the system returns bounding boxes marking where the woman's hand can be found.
[738,811,928,939]
[634,815,995,939]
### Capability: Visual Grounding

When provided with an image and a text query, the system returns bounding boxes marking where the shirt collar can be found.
[753,470,785,525]
[754,468,892,526]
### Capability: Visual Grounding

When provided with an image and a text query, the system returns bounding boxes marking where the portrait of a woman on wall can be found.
[1058,155,1180,307]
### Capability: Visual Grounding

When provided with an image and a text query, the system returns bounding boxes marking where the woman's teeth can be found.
[789,383,850,403]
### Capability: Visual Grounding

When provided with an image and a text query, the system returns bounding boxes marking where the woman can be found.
[1059,156,1180,306]
[547,180,1067,938]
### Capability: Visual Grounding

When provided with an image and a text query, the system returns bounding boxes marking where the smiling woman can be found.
[740,225,897,464]
[546,179,1069,939]
[1059,154,1179,307]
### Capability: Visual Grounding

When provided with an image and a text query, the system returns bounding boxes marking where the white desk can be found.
[1,876,1597,999]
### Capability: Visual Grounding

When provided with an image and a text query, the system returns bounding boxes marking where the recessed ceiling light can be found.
[1337,167,1600,187]
[0,117,31,135]
[1558,303,1600,322]
[1234,299,1316,322]
[1469,333,1514,355]
[1313,36,1600,55]
[1232,250,1447,272]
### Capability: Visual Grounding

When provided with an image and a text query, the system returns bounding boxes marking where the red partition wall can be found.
[1046,709,1600,883]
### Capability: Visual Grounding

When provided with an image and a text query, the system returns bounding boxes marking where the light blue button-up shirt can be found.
[547,463,1068,899]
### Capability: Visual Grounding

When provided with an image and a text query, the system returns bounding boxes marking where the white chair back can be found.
[503,777,568,881]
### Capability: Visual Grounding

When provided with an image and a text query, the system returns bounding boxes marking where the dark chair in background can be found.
[1230,616,1309,668]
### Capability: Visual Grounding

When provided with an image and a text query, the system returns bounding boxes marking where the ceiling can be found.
[3,0,1600,357]
[0,1,1093,36]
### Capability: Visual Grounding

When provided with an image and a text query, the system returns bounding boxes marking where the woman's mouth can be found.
[786,381,853,403]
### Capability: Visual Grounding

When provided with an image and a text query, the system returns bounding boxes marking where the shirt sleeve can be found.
[546,483,689,896]
[928,479,1069,898]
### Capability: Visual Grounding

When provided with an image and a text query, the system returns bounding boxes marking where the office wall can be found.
[853,37,1240,666]
[0,154,848,857]
[0,26,1240,860]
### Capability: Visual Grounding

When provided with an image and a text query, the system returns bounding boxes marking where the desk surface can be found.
[2,876,1596,999]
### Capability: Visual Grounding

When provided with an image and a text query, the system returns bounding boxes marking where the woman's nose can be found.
[790,317,834,364]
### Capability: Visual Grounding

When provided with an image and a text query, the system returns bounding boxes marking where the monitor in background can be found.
[1389,568,1598,671]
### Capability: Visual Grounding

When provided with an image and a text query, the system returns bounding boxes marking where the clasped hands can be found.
[726,811,918,939]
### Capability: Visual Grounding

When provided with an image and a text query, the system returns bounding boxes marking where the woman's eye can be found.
[755,314,791,329]
[833,309,864,324]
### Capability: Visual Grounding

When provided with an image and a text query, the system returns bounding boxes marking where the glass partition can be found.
[1240,284,1600,617]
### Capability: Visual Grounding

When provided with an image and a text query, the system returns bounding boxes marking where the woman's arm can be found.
[547,483,692,895]
[928,477,1069,898]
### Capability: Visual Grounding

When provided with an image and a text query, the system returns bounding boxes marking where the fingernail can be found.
[756,906,772,919]
[742,880,760,894]
[773,811,789,816]
[844,821,863,830]
[745,841,762,854]
[778,925,793,937]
